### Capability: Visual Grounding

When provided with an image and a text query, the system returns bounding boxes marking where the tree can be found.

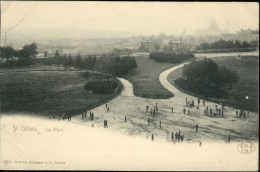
[18,42,38,66]
[0,46,17,59]
[74,54,82,69]
[181,58,239,98]
[54,50,60,57]
[44,50,48,58]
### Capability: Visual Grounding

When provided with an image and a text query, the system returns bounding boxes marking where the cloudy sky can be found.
[1,1,259,36]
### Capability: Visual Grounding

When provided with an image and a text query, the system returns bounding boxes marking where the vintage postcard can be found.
[0,1,259,171]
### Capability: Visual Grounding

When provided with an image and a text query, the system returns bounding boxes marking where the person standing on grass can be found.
[183,108,186,114]
[171,132,174,141]
[82,113,84,120]
[228,135,231,143]
[150,108,153,115]
[107,106,110,112]
[195,124,198,132]
[151,134,154,141]
[148,118,150,125]
[188,109,190,115]
[171,107,173,113]
[175,132,178,141]
[181,135,184,142]
[198,98,200,105]
[159,120,161,129]
[206,106,208,112]
[106,103,108,108]
[125,116,127,123]
[186,97,188,104]
[210,108,212,116]
[104,120,107,128]
[146,105,149,112]
[236,110,238,117]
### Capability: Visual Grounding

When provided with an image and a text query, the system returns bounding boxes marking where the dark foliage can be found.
[149,52,194,63]
[177,58,239,98]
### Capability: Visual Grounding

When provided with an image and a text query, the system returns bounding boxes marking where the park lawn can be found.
[168,56,259,112]
[0,68,121,117]
[124,55,174,99]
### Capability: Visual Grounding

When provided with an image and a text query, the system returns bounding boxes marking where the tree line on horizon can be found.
[195,39,258,50]
[0,43,38,66]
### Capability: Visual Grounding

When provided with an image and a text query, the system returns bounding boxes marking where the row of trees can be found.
[149,52,195,63]
[0,43,38,66]
[176,58,239,98]
[196,39,257,50]
[37,54,137,76]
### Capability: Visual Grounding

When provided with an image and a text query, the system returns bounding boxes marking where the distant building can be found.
[162,38,188,52]
[138,38,159,52]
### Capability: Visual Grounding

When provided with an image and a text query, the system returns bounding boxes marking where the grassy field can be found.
[168,56,259,112]
[0,68,121,117]
[124,55,174,99]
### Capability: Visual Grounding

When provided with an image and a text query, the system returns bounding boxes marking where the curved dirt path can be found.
[117,78,134,97]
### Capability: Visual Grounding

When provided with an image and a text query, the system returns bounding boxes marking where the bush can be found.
[149,52,194,63]
[84,80,119,94]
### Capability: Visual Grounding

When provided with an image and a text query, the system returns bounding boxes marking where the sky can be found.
[1,1,259,37]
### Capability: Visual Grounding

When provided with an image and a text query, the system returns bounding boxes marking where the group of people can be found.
[62,113,72,121]
[204,106,224,118]
[81,110,95,121]
[171,130,184,142]
[183,108,190,115]
[146,102,159,117]
[236,110,249,118]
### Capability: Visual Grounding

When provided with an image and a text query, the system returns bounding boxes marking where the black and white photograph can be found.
[0,1,259,171]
